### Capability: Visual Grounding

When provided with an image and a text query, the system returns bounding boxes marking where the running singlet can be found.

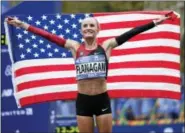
[75,44,108,80]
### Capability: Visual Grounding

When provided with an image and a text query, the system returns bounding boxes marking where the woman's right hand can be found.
[5,17,23,27]
[5,17,29,30]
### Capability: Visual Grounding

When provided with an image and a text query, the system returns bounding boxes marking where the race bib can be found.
[75,55,107,80]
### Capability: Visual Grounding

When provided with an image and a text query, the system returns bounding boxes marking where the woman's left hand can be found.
[153,15,171,25]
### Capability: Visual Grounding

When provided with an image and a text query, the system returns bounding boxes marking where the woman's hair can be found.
[94,18,100,30]
[81,17,101,30]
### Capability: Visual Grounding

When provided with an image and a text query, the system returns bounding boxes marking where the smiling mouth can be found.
[84,30,94,33]
[85,32,93,34]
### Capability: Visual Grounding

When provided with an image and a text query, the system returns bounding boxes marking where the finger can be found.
[5,17,14,23]
[7,21,13,24]
[163,16,169,20]
[8,17,14,21]
[13,16,18,20]
[165,11,173,17]
[5,18,9,22]
[8,20,16,25]
[161,16,170,21]
[165,16,172,20]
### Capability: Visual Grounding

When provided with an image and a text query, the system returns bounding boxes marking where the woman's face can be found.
[81,17,99,39]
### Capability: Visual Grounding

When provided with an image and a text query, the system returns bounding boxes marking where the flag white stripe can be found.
[14,58,75,70]
[107,82,180,92]
[15,68,180,85]
[15,84,78,99]
[15,71,76,85]
[15,82,180,99]
[95,14,163,23]
[108,68,180,77]
[14,53,180,71]
[109,54,180,63]
[98,25,179,38]
[115,39,180,49]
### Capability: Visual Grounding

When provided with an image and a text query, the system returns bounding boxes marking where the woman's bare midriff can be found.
[77,78,107,95]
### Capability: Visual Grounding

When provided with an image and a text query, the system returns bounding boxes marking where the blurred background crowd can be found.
[113,89,184,125]
[55,88,184,126]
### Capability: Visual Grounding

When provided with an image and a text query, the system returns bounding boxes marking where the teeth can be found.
[85,30,93,33]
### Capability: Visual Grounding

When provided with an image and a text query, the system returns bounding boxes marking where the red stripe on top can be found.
[112,46,180,56]
[100,19,180,30]
[19,89,181,107]
[97,32,180,44]
[93,11,173,17]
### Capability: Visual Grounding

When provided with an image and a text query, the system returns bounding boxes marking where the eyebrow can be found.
[83,23,95,25]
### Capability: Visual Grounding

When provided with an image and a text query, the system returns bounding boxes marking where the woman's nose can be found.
[87,25,92,29]
[86,26,90,29]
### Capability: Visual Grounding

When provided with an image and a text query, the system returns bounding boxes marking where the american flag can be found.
[5,11,181,107]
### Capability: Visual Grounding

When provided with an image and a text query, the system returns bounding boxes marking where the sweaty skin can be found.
[78,78,107,95]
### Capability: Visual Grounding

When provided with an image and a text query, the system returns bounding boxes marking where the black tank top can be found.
[75,44,108,80]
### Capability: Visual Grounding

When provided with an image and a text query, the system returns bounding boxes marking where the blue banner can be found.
[1,2,62,132]
[111,123,184,133]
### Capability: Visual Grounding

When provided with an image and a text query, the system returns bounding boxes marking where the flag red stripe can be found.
[15,64,75,77]
[112,46,180,56]
[97,32,180,43]
[15,60,179,77]
[19,89,181,107]
[93,11,173,17]
[108,90,181,99]
[109,61,180,70]
[107,75,180,84]
[19,91,78,107]
[17,75,180,91]
[17,77,76,91]
[100,19,180,30]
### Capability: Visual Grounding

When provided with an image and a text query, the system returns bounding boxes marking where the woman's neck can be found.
[84,38,97,50]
